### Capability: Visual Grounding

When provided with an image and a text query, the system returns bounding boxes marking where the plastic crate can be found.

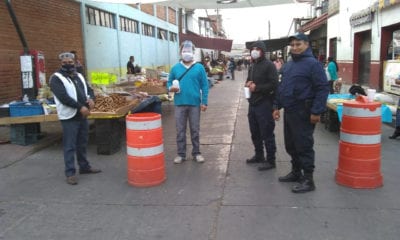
[0,107,9,117]
[10,123,40,145]
[9,101,44,117]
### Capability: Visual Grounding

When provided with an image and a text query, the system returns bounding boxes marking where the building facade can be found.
[0,0,180,103]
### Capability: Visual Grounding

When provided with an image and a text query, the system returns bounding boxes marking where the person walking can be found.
[50,52,101,185]
[228,57,236,80]
[245,41,279,171]
[167,41,209,164]
[273,33,329,193]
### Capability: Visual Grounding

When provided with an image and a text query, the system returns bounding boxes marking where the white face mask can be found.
[182,52,194,62]
[251,50,261,60]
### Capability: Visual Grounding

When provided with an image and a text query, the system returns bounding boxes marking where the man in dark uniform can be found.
[245,41,279,171]
[273,33,329,193]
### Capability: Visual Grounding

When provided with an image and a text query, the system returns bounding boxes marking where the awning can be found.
[350,6,375,27]
[299,12,328,32]
[179,31,233,52]
[91,0,299,9]
[245,37,289,52]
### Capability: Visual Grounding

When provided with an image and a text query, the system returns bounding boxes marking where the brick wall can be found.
[0,0,84,103]
[168,7,177,25]
[156,5,167,21]
[140,4,154,16]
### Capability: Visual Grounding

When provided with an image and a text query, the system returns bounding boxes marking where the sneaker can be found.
[193,155,205,163]
[174,156,185,164]
[66,175,78,185]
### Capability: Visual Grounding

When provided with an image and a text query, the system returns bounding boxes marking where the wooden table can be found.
[0,100,140,154]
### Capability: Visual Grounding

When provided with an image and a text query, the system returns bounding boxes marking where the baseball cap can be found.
[289,32,309,42]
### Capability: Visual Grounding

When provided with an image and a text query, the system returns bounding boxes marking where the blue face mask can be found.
[62,64,76,73]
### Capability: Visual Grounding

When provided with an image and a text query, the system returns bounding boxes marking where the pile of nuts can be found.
[92,94,128,112]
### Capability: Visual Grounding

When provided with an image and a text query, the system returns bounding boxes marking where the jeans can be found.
[174,106,201,158]
[60,119,91,177]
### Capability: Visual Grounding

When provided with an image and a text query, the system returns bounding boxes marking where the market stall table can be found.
[0,99,140,154]
[325,94,393,132]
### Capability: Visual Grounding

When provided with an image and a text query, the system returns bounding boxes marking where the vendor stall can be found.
[325,93,393,132]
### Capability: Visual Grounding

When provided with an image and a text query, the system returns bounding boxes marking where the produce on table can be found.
[92,93,129,112]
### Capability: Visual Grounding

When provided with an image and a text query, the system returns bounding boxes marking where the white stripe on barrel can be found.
[340,132,381,145]
[126,118,161,130]
[342,107,381,118]
[127,144,164,157]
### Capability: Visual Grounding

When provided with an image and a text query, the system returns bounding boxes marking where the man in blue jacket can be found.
[273,33,329,193]
[167,41,209,164]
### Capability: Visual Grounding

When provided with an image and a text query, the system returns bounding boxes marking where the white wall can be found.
[81,1,179,80]
[328,0,375,61]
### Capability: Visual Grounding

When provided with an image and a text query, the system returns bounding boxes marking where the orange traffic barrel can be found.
[335,95,383,188]
[126,112,166,187]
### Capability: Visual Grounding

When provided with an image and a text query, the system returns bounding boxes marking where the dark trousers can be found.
[61,118,91,177]
[328,80,335,94]
[283,105,316,174]
[248,100,276,162]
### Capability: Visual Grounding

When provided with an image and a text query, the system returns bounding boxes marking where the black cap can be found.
[289,32,309,42]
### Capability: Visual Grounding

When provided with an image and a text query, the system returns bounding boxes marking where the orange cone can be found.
[335,96,383,188]
[126,113,166,187]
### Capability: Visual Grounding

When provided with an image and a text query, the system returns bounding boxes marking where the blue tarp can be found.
[328,94,392,123]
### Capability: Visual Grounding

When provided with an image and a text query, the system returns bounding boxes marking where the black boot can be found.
[258,161,276,171]
[292,173,315,193]
[246,155,265,164]
[278,171,302,182]
[389,127,400,139]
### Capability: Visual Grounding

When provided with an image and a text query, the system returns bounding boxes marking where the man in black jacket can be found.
[245,41,279,171]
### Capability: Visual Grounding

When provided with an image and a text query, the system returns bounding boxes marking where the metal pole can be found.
[5,0,29,54]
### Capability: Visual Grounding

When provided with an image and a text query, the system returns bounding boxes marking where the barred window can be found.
[158,28,167,40]
[169,32,177,42]
[86,6,115,29]
[142,23,155,37]
[120,16,139,33]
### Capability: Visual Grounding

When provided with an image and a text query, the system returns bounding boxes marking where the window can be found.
[142,23,155,37]
[120,16,139,33]
[169,32,177,42]
[158,28,167,40]
[86,6,115,29]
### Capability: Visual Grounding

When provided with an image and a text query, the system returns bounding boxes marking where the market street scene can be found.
[1,0,400,239]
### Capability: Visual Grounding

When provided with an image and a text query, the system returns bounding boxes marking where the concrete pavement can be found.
[1,70,400,240]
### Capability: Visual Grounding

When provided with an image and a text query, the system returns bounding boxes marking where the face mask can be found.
[62,64,76,73]
[251,50,261,60]
[182,52,194,62]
